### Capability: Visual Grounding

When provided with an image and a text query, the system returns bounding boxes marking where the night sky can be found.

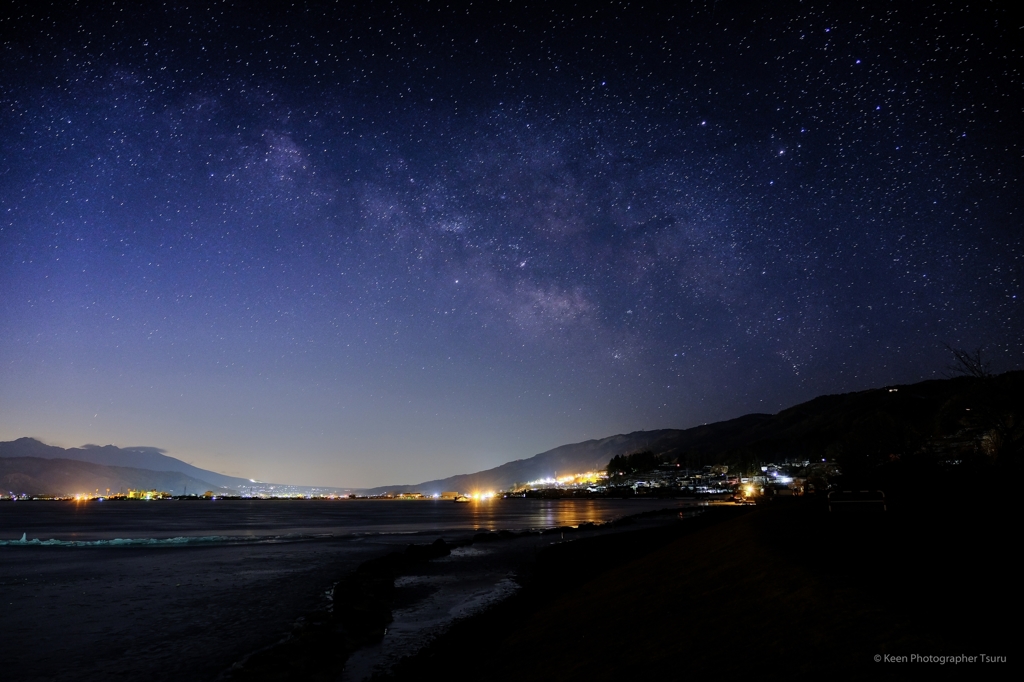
[1,1,1020,487]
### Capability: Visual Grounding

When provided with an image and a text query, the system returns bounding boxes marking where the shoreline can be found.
[376,505,749,681]
[4,498,688,681]
[380,498,1015,681]
[221,502,708,680]
[0,496,692,545]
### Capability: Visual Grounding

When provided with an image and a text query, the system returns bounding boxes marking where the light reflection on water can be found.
[0,498,682,543]
[461,498,611,531]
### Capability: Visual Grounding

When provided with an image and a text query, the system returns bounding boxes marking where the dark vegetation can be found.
[615,371,1024,501]
[605,450,660,481]
[419,370,1024,501]
[944,343,992,379]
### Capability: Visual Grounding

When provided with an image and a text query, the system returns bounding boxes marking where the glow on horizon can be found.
[0,4,1019,487]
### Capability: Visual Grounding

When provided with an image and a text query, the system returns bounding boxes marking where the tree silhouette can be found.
[944,344,991,379]
[606,450,660,482]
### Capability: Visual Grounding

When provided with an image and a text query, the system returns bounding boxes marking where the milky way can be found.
[1,2,1020,486]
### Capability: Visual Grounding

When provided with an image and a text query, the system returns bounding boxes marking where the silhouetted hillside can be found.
[0,457,237,497]
[0,438,254,490]
[704,371,1024,484]
[368,372,1024,494]
[6,372,1019,497]
[365,414,773,494]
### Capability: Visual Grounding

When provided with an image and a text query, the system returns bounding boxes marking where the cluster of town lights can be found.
[18,463,809,503]
[514,471,606,491]
[463,491,496,500]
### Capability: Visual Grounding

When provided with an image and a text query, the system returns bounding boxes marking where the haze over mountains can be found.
[0,438,255,488]
[3,371,1021,497]
[0,439,251,496]
[0,456,239,498]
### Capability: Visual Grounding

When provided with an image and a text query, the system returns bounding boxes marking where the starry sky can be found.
[0,1,1020,487]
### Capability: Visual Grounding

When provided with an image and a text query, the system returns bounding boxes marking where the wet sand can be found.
[218,506,704,681]
[339,516,696,681]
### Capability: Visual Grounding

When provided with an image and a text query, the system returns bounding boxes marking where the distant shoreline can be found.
[2,491,735,502]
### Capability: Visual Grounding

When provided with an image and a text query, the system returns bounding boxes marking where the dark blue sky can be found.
[1,1,1020,487]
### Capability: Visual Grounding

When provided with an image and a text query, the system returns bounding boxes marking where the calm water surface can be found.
[0,497,679,543]
[0,498,686,681]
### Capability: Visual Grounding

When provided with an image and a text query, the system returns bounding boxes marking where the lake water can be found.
[0,498,686,681]
[1,497,681,543]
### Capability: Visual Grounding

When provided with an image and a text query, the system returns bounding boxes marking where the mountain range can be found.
[362,414,769,495]
[0,456,240,498]
[0,439,250,496]
[3,370,1022,496]
[366,370,1024,493]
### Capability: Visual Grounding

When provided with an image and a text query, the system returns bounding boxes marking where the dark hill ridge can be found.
[364,413,773,495]
[368,371,1024,494]
[0,438,253,490]
[4,371,1020,496]
[0,457,238,497]
[721,371,1024,474]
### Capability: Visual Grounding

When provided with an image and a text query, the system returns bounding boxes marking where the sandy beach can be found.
[10,496,1010,681]
[1,498,690,680]
[220,505,702,681]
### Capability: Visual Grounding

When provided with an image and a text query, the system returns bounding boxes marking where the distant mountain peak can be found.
[0,438,250,491]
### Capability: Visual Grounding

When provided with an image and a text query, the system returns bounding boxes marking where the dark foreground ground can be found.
[222,496,1016,680]
[375,498,1015,681]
